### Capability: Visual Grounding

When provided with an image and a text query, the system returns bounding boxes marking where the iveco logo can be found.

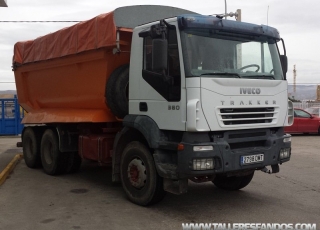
[240,88,261,94]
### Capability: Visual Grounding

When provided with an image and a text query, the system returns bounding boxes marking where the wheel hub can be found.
[127,158,147,189]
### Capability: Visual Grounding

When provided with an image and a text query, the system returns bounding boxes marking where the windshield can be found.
[180,30,284,80]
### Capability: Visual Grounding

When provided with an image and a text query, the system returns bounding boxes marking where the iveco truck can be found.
[13,5,293,206]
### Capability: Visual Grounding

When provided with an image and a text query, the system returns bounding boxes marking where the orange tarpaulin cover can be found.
[13,11,118,65]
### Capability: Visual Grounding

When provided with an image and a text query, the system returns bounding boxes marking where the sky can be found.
[0,0,319,91]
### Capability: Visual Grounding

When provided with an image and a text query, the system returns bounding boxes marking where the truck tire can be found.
[105,65,129,119]
[22,127,42,168]
[120,141,166,206]
[213,172,254,191]
[40,129,68,175]
[106,64,129,119]
[65,152,82,173]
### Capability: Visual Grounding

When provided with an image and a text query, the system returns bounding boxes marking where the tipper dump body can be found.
[13,6,196,124]
[13,11,131,123]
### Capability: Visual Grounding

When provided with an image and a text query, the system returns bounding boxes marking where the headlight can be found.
[283,136,291,143]
[279,148,291,159]
[193,158,215,170]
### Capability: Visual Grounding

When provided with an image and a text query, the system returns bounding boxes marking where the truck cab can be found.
[115,13,293,203]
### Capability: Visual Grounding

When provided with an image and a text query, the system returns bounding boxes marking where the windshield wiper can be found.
[199,72,241,78]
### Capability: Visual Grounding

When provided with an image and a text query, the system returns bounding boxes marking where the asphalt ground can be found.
[0,136,22,181]
[0,135,319,230]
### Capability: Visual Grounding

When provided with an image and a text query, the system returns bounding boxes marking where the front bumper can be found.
[155,128,291,179]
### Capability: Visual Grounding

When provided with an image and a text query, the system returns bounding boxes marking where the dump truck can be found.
[13,5,293,206]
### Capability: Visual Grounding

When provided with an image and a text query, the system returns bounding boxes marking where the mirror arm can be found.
[281,38,286,56]
[161,19,175,29]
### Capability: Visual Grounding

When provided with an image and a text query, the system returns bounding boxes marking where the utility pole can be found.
[225,0,227,20]
[236,9,241,21]
[293,64,297,93]
[236,9,242,69]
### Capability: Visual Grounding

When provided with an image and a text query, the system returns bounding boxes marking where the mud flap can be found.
[261,164,280,174]
[163,178,188,195]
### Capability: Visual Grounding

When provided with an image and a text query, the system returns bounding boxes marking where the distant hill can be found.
[0,90,16,94]
[0,90,17,98]
[288,84,318,101]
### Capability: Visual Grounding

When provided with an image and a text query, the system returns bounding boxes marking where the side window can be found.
[142,26,181,102]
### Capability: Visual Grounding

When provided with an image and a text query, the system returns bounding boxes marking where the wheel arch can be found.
[22,125,47,141]
[122,115,161,149]
[112,127,149,183]
[22,124,78,153]
[112,115,162,183]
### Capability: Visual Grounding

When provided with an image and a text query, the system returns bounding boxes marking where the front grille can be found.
[219,107,277,125]
[229,140,266,149]
[229,131,266,139]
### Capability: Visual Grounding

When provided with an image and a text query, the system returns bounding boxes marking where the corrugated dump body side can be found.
[13,11,132,124]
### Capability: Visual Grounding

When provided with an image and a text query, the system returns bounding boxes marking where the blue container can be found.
[0,95,24,135]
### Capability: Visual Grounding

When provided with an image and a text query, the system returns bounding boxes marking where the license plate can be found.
[241,154,264,165]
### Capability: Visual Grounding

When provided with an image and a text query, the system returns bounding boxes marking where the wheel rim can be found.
[43,141,54,164]
[127,158,147,189]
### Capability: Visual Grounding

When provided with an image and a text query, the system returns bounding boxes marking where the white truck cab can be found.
[115,12,293,204]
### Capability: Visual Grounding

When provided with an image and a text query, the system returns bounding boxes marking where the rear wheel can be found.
[120,141,166,206]
[40,129,68,175]
[213,172,254,191]
[22,127,42,168]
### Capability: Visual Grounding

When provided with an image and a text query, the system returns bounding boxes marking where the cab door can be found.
[137,22,186,131]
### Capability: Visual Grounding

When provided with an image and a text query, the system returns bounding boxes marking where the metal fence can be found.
[0,96,24,135]
[292,102,320,110]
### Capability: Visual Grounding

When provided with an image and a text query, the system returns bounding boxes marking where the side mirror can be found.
[152,39,167,71]
[280,55,288,79]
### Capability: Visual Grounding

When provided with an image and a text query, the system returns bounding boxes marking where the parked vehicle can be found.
[13,5,293,206]
[285,108,320,134]
[305,107,320,117]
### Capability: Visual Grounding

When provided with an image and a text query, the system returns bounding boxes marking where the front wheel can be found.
[120,141,166,206]
[213,171,254,190]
